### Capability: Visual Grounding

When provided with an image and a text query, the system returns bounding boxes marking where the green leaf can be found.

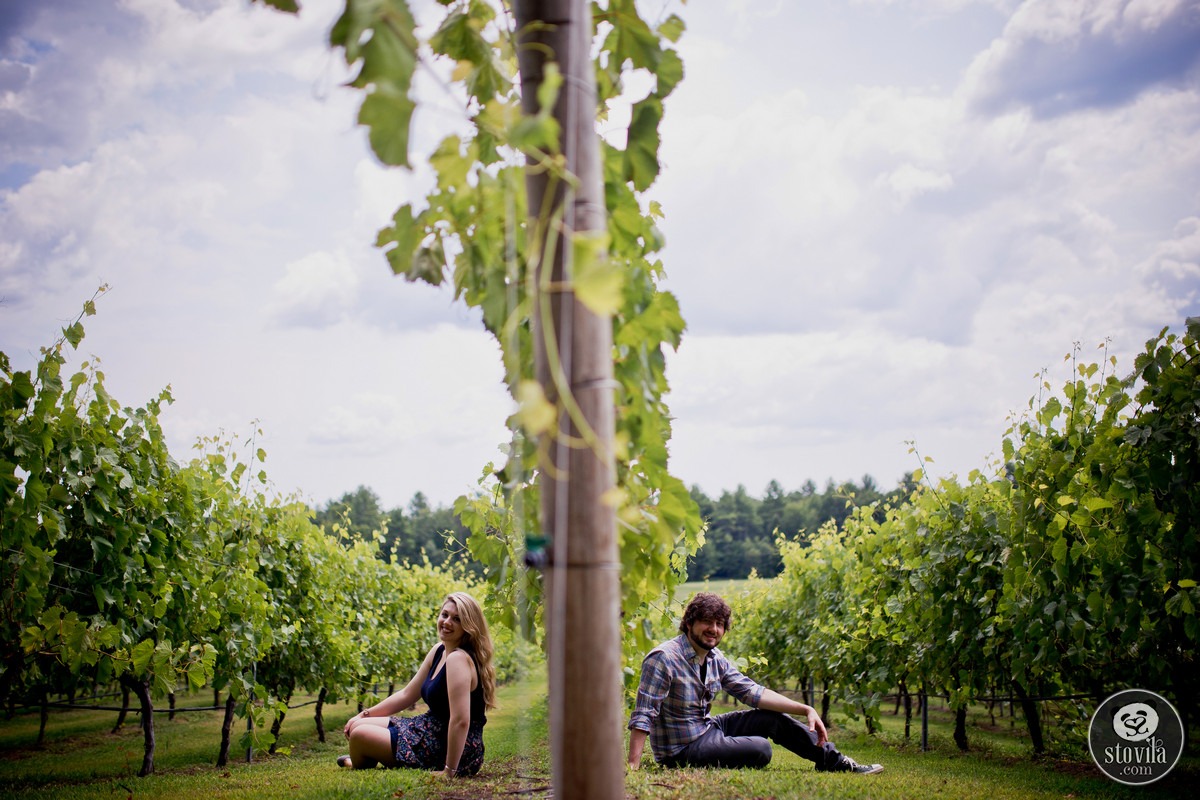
[430,11,489,65]
[378,204,423,266]
[655,48,684,98]
[658,14,685,43]
[514,380,556,436]
[186,660,207,692]
[358,88,415,168]
[536,63,563,116]
[609,0,661,70]
[509,113,560,154]
[64,321,85,348]
[624,96,662,191]
[254,0,299,11]
[131,638,155,675]
[430,135,471,190]
[9,371,35,405]
[1051,536,1068,563]
[572,230,622,316]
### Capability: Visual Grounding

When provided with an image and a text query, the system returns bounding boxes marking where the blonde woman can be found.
[340,592,496,777]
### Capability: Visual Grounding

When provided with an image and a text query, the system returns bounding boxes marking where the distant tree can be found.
[384,492,478,575]
[314,485,385,543]
[689,484,715,520]
[689,476,906,578]
[760,479,787,537]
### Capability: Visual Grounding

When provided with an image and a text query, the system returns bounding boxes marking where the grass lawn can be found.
[675,578,758,604]
[2,670,1194,799]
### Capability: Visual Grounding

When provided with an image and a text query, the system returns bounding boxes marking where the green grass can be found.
[675,578,755,603]
[2,673,1195,799]
[0,675,551,800]
[626,695,1196,800]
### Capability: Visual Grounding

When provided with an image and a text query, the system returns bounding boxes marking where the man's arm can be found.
[757,688,829,745]
[627,729,648,770]
[627,650,671,769]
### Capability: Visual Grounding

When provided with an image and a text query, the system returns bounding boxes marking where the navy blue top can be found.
[421,644,487,726]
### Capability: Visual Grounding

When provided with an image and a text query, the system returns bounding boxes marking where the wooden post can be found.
[920,686,929,752]
[514,2,623,798]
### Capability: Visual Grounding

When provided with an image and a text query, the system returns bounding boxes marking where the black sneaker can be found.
[837,756,883,774]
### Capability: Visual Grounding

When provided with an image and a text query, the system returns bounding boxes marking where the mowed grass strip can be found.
[0,672,550,800]
[1,674,1195,799]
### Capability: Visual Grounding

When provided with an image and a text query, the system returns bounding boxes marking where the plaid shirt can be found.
[628,634,764,760]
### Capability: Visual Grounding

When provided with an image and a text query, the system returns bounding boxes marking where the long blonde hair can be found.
[446,591,497,709]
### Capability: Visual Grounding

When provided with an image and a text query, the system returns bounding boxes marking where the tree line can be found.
[311,486,473,573]
[686,476,918,580]
[314,478,919,582]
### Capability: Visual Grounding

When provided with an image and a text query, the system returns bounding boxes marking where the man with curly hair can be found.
[627,592,882,774]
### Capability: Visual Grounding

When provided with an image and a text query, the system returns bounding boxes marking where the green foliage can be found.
[731,324,1200,753]
[2,298,521,768]
[686,476,900,580]
[2,288,214,706]
[305,0,705,680]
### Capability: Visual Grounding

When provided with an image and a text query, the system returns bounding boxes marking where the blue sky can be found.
[3,0,1199,511]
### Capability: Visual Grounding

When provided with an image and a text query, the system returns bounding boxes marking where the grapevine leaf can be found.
[253,0,299,11]
[609,0,661,70]
[131,638,155,675]
[10,371,35,404]
[64,322,84,348]
[358,89,415,168]
[430,136,471,189]
[515,380,556,436]
[572,230,622,316]
[658,14,685,43]
[624,97,662,191]
[655,48,684,98]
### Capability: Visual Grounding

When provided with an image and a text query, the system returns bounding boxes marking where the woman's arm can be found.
[440,649,475,777]
[344,646,438,736]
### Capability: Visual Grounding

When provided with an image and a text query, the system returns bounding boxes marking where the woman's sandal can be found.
[336,755,353,768]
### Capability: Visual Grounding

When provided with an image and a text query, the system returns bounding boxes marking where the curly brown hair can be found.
[679,592,732,634]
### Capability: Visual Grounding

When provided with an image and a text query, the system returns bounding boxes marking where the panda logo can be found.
[1112,702,1159,742]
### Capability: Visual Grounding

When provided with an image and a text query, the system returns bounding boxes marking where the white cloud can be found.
[962,0,1200,116]
[880,163,955,205]
[666,328,1012,493]
[268,251,359,328]
[3,0,1199,512]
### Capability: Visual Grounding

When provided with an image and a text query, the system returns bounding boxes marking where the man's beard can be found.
[688,629,718,651]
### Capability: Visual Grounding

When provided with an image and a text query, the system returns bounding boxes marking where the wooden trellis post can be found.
[515,1,624,798]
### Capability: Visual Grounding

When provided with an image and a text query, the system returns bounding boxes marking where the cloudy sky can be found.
[3,0,1198,513]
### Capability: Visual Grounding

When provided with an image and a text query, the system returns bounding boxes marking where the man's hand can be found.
[806,708,829,746]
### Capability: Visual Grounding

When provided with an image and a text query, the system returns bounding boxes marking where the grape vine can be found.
[255,0,705,675]
[727,322,1200,753]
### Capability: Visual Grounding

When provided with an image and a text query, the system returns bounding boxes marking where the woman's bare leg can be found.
[347,717,396,769]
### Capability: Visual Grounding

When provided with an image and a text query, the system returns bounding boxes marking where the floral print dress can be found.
[388,644,486,775]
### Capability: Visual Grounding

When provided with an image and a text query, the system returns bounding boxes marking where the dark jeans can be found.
[662,709,843,770]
